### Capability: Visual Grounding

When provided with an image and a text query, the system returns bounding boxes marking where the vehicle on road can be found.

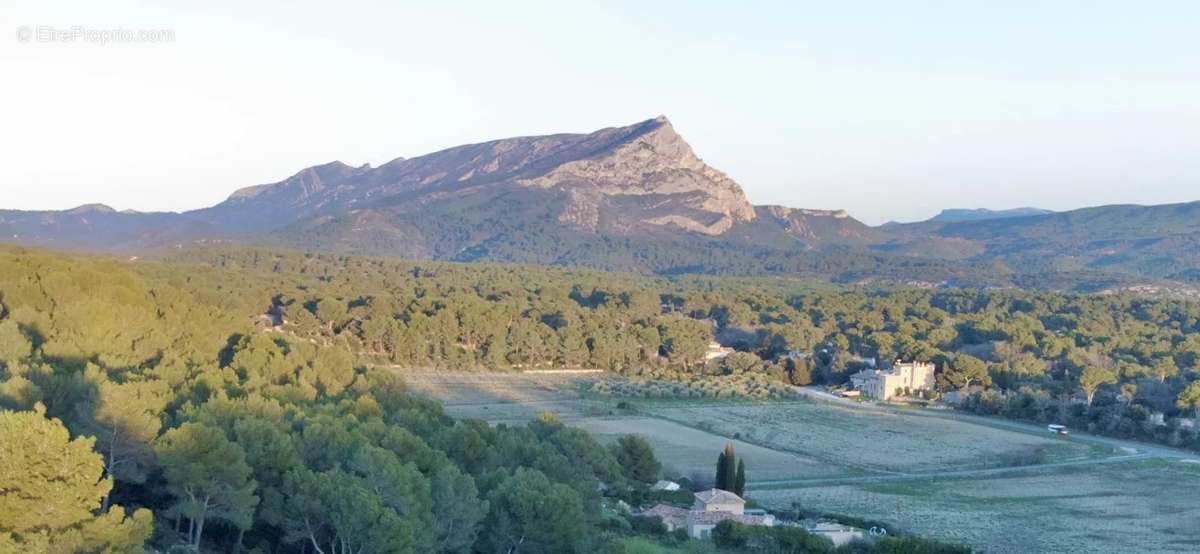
[1047,424,1070,436]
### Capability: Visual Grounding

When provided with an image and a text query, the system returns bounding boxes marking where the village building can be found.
[639,489,775,539]
[850,361,936,401]
[691,488,745,513]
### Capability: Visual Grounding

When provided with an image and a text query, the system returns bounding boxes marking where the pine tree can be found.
[734,458,746,497]
[156,422,258,550]
[614,434,661,483]
[0,406,152,552]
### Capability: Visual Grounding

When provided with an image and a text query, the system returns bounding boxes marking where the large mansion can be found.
[849,361,936,401]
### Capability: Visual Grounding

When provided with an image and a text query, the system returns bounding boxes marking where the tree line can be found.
[0,247,674,552]
[154,247,1200,450]
[4,243,1197,550]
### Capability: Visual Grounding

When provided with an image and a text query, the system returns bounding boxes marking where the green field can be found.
[407,372,1200,553]
[751,460,1200,554]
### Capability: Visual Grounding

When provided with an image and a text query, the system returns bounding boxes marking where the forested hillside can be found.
[1,246,984,553]
[0,247,665,552]
[156,246,1200,451]
[2,244,1198,552]
[881,201,1200,284]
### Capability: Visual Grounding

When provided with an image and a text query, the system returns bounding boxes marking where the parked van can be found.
[1047,424,1069,436]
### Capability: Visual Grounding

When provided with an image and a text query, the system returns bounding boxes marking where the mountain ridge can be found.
[928,207,1054,222]
[2,117,1198,290]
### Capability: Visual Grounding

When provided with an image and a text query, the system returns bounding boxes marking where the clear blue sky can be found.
[3,1,1198,224]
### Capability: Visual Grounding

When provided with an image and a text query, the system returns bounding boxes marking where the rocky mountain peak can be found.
[227,161,361,201]
[187,117,760,237]
[517,116,757,235]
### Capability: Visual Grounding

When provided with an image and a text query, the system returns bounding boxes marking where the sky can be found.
[2,1,1198,224]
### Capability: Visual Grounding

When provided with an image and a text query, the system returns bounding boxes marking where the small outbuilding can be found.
[650,480,681,492]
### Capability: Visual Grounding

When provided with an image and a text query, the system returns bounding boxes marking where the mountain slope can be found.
[191,116,757,238]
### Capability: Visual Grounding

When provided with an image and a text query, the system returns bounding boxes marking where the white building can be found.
[807,522,865,547]
[849,361,936,401]
[650,480,681,492]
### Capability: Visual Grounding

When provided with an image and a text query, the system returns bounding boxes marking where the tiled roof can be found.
[694,488,744,504]
[688,510,774,526]
[639,504,689,527]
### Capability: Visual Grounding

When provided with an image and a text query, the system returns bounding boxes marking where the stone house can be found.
[639,489,775,540]
[849,361,936,401]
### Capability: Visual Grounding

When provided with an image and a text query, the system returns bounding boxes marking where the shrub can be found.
[630,515,667,536]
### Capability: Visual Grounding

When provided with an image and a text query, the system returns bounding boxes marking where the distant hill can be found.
[879,202,1200,283]
[927,207,1053,222]
[1,117,1198,291]
[0,204,217,251]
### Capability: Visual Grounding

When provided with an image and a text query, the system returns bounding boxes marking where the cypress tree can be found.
[715,450,728,490]
[734,458,746,496]
[721,442,737,492]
